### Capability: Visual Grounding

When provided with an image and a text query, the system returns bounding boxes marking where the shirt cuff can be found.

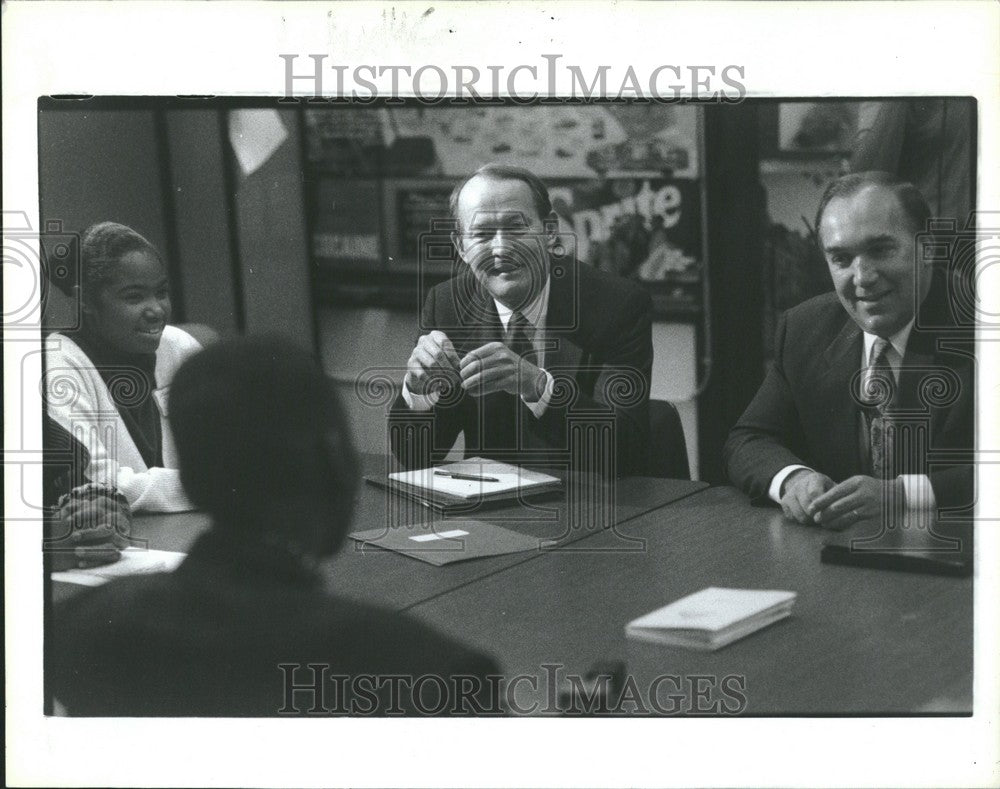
[401,378,440,412]
[898,474,937,511]
[522,369,555,418]
[768,464,813,504]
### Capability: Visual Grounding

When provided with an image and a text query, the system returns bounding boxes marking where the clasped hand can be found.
[52,488,131,569]
[780,469,904,530]
[405,331,546,401]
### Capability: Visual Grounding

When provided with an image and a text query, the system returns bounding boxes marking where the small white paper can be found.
[408,529,470,543]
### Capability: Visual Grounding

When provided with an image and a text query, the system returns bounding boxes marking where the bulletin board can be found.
[304,103,705,318]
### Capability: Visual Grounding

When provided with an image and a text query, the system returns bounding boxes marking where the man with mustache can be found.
[392,164,654,477]
[725,171,973,528]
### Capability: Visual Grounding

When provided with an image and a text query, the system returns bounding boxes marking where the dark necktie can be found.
[479,311,535,457]
[865,337,897,479]
[505,311,534,360]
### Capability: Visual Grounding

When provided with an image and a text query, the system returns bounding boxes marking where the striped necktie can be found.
[866,337,897,479]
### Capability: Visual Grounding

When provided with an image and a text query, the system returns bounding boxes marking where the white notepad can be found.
[387,457,561,502]
[626,587,797,651]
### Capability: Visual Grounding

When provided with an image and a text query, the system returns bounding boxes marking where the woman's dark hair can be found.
[449,163,554,231]
[168,335,358,548]
[79,221,161,293]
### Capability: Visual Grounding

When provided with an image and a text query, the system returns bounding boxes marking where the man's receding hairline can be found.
[819,183,920,241]
[456,173,538,207]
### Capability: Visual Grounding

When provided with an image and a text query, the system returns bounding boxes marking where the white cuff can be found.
[898,474,937,511]
[401,378,440,411]
[768,464,813,504]
[522,369,555,418]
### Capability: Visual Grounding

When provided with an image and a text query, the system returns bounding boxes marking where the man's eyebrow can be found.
[468,211,531,226]
[864,234,899,245]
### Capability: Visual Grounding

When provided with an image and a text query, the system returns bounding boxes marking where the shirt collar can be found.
[494,277,551,332]
[863,319,914,365]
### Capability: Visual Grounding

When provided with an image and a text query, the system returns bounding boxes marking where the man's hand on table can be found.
[811,475,905,531]
[779,469,835,525]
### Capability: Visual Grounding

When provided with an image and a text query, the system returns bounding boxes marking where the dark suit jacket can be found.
[48,531,500,716]
[391,262,654,477]
[724,284,973,510]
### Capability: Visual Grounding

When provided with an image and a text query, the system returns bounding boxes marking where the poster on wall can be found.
[305,103,704,317]
[311,178,382,268]
[384,104,699,179]
[554,177,702,315]
[306,104,699,179]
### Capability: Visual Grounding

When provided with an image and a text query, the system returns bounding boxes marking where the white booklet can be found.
[626,587,797,651]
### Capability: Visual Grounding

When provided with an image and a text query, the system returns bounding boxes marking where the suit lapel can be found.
[543,266,583,374]
[819,316,865,476]
[897,325,936,412]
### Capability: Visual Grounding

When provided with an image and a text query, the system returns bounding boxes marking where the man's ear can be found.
[544,212,562,252]
[450,230,467,263]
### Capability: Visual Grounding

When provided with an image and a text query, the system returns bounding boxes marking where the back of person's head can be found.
[814,170,932,239]
[169,334,358,554]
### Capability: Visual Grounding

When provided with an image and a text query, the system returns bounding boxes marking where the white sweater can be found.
[45,326,202,512]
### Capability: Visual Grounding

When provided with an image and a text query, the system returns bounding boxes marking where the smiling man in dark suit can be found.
[725,171,973,529]
[392,163,654,477]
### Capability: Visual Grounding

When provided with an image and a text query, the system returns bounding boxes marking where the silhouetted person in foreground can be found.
[49,335,500,716]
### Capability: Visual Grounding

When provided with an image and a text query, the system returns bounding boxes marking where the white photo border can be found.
[4,1,999,787]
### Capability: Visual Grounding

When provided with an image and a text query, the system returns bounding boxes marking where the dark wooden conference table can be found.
[69,454,973,715]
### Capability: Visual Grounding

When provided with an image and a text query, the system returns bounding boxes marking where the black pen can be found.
[434,470,501,483]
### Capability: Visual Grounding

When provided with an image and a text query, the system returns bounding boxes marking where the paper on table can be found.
[389,457,559,500]
[628,587,796,633]
[409,529,470,542]
[51,547,186,587]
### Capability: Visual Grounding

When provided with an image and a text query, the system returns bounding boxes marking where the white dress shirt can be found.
[768,318,936,510]
[402,277,556,418]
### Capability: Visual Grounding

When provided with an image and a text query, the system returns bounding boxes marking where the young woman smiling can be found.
[45,222,202,512]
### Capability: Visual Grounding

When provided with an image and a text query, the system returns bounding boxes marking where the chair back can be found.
[647,399,690,479]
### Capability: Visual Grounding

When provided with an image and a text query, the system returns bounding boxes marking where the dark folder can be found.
[821,520,973,577]
[349,519,543,566]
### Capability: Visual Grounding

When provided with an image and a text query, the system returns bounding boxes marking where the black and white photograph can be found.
[4,2,999,787]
